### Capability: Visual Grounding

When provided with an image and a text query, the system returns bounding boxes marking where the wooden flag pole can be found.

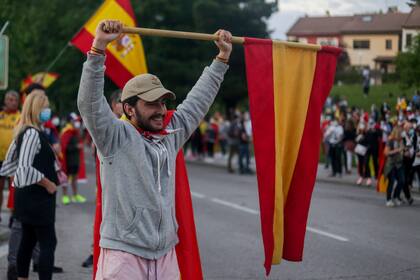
[122,26,321,50]
[122,26,245,44]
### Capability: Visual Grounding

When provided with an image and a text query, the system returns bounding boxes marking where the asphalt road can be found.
[0,154,419,280]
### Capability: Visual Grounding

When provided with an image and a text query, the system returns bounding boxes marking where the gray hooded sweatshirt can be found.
[77,54,228,260]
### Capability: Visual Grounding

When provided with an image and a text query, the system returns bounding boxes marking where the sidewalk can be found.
[185,153,420,195]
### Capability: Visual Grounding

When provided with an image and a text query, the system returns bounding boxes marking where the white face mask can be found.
[74,121,81,129]
[52,117,60,126]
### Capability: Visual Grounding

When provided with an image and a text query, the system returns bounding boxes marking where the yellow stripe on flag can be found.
[84,0,147,76]
[272,42,317,263]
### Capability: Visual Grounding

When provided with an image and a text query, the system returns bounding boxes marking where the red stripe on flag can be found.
[71,28,93,52]
[71,28,134,88]
[115,0,137,22]
[175,152,204,279]
[244,37,275,275]
[93,156,102,279]
[105,50,135,88]
[283,46,341,261]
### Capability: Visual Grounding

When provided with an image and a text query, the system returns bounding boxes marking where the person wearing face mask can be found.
[0,90,59,280]
[59,113,86,205]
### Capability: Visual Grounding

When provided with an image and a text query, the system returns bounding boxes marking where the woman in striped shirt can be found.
[0,90,58,280]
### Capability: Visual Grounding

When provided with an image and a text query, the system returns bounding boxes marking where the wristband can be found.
[90,46,106,56]
[215,55,229,64]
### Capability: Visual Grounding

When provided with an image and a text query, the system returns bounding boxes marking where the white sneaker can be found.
[365,178,372,186]
[394,199,402,206]
[356,177,363,185]
[386,200,395,207]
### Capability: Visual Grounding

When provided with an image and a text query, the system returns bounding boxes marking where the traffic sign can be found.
[0,35,9,90]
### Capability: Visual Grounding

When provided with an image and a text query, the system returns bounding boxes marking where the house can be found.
[402,7,420,52]
[286,9,418,73]
[286,15,352,47]
[340,12,407,73]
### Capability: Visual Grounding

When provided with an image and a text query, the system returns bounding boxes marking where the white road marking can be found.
[0,244,8,258]
[191,192,206,199]
[201,195,350,242]
[211,198,260,215]
[306,226,349,242]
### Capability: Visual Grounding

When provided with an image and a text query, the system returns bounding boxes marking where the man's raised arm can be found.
[77,20,127,157]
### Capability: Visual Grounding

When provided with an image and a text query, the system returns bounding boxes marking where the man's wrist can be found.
[217,51,230,60]
[92,39,108,51]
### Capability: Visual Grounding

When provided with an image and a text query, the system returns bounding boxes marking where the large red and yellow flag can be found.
[71,0,147,88]
[244,38,341,275]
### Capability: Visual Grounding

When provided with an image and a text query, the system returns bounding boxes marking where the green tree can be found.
[407,0,420,7]
[396,35,420,90]
[1,0,277,115]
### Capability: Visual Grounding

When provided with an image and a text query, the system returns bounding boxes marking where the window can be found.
[353,40,370,49]
[386,39,392,50]
[362,15,372,22]
[316,37,339,46]
[298,37,308,44]
[407,34,412,47]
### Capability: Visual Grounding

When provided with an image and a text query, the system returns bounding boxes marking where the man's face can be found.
[4,94,19,111]
[131,97,167,132]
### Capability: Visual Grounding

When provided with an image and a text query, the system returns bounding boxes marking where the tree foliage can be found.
[407,0,420,7]
[0,0,277,115]
[396,35,420,90]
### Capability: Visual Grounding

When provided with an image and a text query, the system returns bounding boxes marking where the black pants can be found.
[329,144,343,176]
[17,223,56,280]
[401,157,413,200]
[357,154,371,178]
[366,150,379,178]
[387,166,405,201]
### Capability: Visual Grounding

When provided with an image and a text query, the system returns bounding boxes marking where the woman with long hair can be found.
[0,90,58,280]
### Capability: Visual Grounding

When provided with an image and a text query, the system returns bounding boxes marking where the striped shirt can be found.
[0,127,58,188]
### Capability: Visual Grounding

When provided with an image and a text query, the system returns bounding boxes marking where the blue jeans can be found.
[239,143,250,173]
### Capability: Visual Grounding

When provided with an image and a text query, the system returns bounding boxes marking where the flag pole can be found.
[122,26,321,50]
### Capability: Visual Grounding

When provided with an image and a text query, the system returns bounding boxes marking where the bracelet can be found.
[90,46,106,55]
[215,55,229,64]
[89,50,104,56]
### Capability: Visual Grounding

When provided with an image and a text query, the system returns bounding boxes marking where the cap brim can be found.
[137,87,175,102]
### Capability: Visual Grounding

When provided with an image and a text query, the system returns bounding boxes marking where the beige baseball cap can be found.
[121,73,175,102]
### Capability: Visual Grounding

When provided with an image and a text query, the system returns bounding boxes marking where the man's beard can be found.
[134,106,165,132]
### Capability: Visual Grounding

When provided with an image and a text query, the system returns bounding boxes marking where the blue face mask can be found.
[39,108,52,123]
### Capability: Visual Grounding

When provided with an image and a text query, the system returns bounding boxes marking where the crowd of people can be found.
[185,110,254,175]
[322,94,420,207]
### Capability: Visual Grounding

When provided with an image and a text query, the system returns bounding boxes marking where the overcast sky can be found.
[267,0,413,39]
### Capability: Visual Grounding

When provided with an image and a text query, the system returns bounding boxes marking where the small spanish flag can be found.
[71,0,148,88]
[244,38,340,275]
[20,72,59,92]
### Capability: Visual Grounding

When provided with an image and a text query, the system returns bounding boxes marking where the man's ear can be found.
[123,103,134,118]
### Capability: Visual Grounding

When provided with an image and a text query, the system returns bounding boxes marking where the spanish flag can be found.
[71,0,147,88]
[376,143,387,193]
[20,72,59,92]
[244,38,340,275]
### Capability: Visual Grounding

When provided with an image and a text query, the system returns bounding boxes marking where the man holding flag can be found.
[77,20,231,279]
